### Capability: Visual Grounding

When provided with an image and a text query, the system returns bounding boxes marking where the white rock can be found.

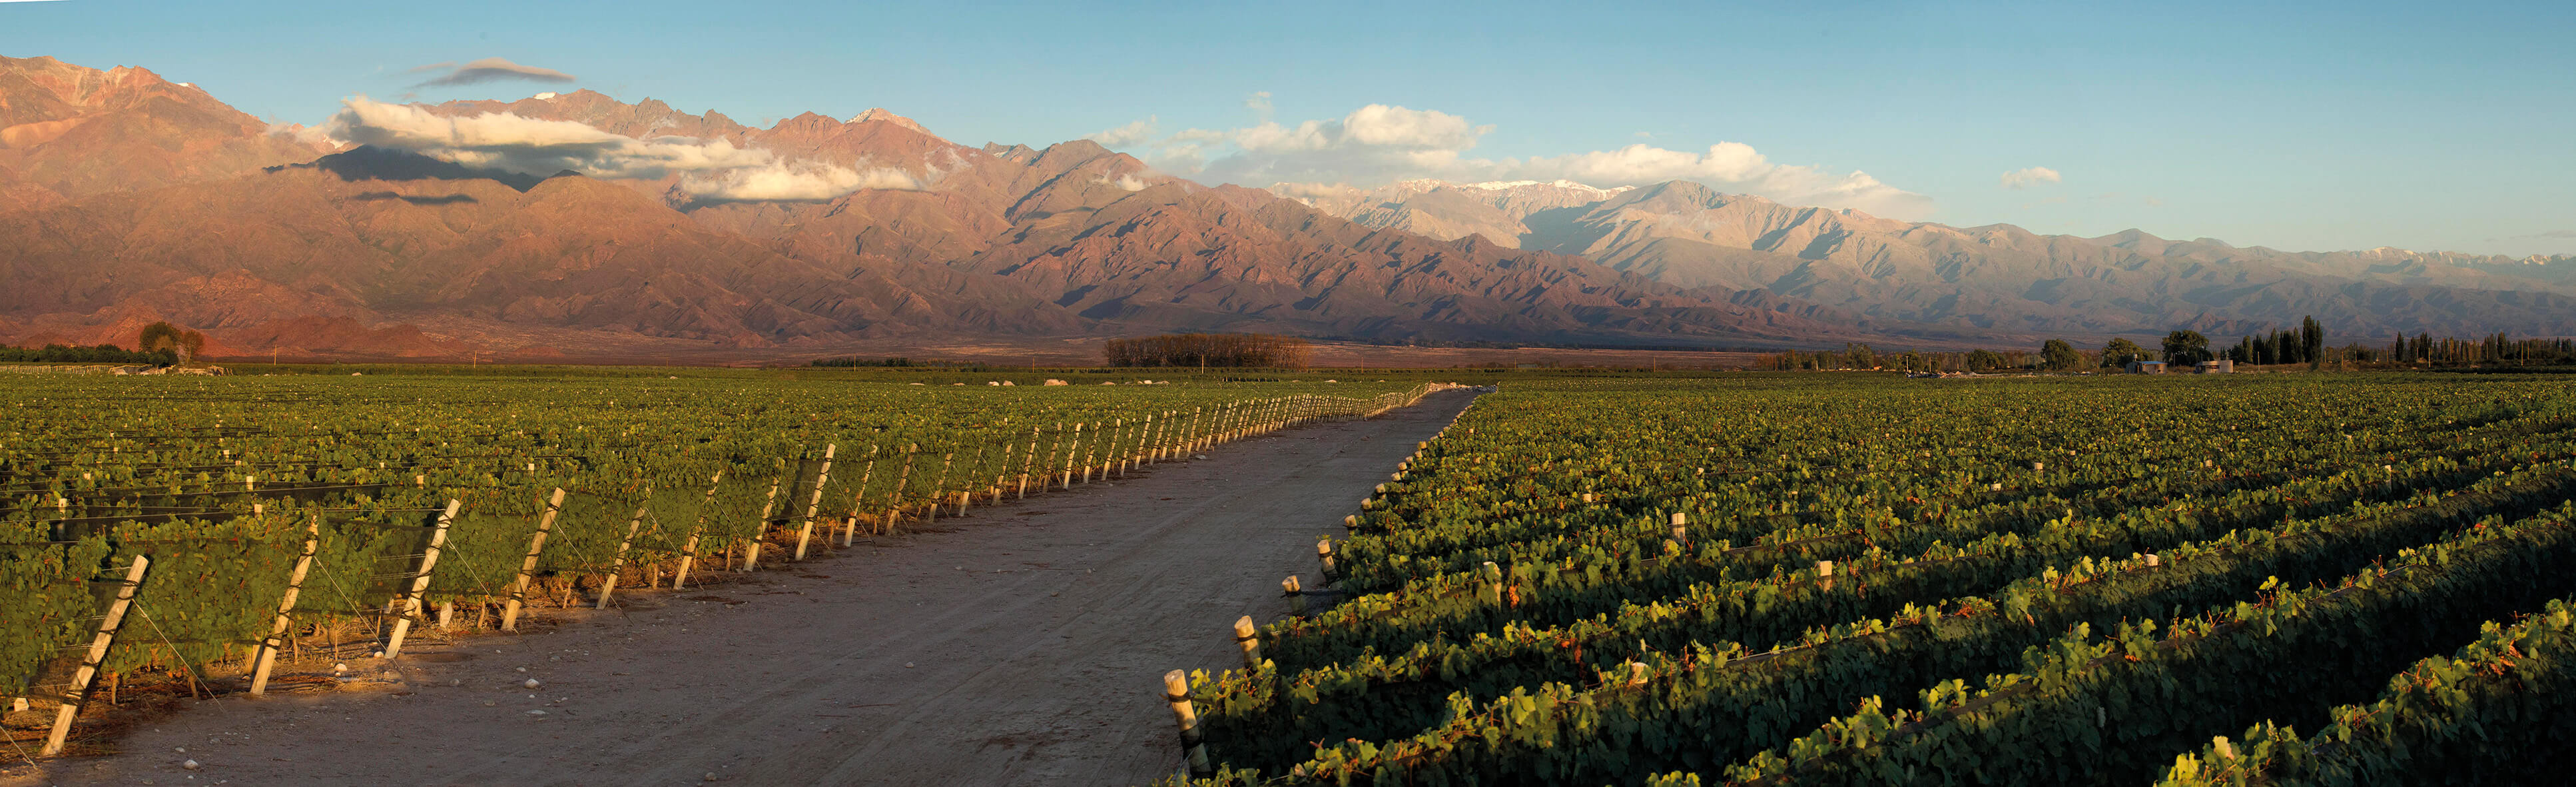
[526,709,547,716]
[904,662,916,668]
[182,760,200,770]
[523,678,542,689]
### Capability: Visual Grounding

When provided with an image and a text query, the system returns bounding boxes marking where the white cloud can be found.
[2000,167,2062,189]
[679,162,923,202]
[1086,116,1159,147]
[1100,102,1932,219]
[322,97,919,202]
[1245,91,1273,120]
[1089,172,1149,191]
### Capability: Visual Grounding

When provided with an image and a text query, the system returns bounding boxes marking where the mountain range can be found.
[1279,179,2576,339]
[1,55,2567,360]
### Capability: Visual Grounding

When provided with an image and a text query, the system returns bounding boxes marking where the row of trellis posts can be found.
[12,387,1442,759]
[1157,385,1474,778]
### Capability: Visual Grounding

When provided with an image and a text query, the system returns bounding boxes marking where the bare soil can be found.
[1,389,1478,787]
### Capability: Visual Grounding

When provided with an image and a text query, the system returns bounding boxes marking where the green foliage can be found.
[1169,375,2576,784]
[2164,329,2214,365]
[2041,339,2085,371]
[2102,338,2148,366]
[0,374,1431,698]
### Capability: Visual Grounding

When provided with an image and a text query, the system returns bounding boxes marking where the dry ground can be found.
[2,389,1480,787]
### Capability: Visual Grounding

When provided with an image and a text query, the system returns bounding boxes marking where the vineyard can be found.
[0,370,1445,760]
[1175,374,2576,785]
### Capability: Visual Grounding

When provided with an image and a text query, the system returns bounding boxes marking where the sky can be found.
[6,0,2573,256]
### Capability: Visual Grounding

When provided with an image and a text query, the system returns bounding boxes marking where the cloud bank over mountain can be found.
[1094,103,1933,220]
[322,97,921,201]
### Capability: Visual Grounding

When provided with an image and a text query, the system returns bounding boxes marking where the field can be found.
[1188,374,2576,785]
[0,368,1444,763]
[5,369,2574,785]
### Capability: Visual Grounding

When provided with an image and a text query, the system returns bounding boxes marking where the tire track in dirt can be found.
[13,389,1477,787]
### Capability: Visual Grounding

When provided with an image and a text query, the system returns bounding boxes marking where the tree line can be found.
[1762,317,2576,373]
[0,343,180,365]
[1103,333,1311,369]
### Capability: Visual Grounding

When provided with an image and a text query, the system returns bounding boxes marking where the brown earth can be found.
[0,389,1481,787]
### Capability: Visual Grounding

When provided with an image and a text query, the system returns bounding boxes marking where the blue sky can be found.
[6,0,2573,255]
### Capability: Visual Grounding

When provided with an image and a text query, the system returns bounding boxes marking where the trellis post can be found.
[42,554,150,757]
[744,464,785,570]
[673,471,721,590]
[249,513,323,695]
[501,489,565,632]
[842,445,879,547]
[597,496,651,609]
[1232,616,1263,671]
[793,444,836,560]
[382,498,458,658]
[1058,422,1084,488]
[1161,670,1212,778]
[884,444,916,534]
[1016,426,1044,498]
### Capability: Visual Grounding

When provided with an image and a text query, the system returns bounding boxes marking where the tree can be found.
[137,321,202,364]
[2162,330,2213,366]
[2040,339,2083,371]
[2301,315,2325,370]
[1965,349,2006,372]
[2100,338,2147,367]
[1844,343,1876,370]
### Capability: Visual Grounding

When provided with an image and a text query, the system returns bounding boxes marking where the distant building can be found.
[2127,361,2167,375]
[2196,359,2234,374]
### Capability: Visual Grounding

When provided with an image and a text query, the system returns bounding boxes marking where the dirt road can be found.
[7,389,1477,787]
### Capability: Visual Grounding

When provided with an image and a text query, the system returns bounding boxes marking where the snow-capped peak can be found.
[1458,179,1627,196]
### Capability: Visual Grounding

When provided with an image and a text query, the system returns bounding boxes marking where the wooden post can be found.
[884,444,916,534]
[249,514,322,696]
[501,488,565,632]
[794,444,836,560]
[1150,410,1173,462]
[1671,512,1689,546]
[1283,575,1306,615]
[1233,615,1263,671]
[1017,426,1044,498]
[1128,415,1152,473]
[1058,423,1084,488]
[926,452,955,522]
[382,499,458,658]
[1187,407,1206,452]
[673,471,722,590]
[966,440,992,504]
[42,554,149,757]
[1085,421,1113,483]
[1316,538,1335,580]
[597,497,651,609]
[745,465,785,570]
[843,446,878,547]
[1161,670,1212,778]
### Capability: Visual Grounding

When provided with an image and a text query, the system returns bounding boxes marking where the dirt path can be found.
[3,389,1474,787]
